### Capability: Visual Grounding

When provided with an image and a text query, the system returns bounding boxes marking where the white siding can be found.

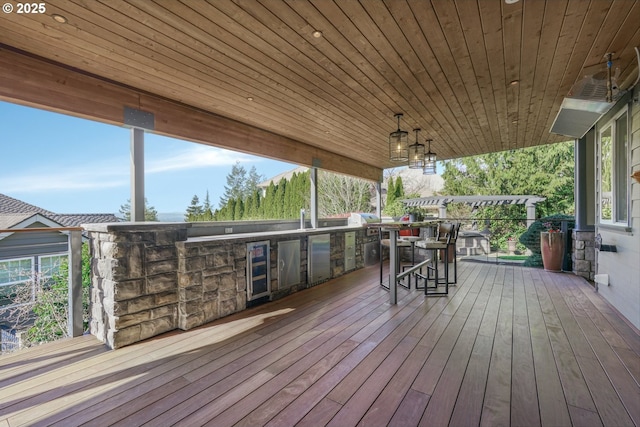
[596,88,640,329]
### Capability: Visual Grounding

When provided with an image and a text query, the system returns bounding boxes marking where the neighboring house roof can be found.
[0,193,55,216]
[48,213,119,227]
[0,193,119,230]
[0,213,34,230]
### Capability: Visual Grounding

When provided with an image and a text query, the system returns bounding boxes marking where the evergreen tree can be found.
[264,182,277,218]
[386,176,396,208]
[394,175,405,199]
[274,179,287,218]
[185,195,204,221]
[220,161,247,207]
[202,191,214,220]
[118,198,158,221]
[234,198,244,220]
[244,166,265,199]
[219,162,265,209]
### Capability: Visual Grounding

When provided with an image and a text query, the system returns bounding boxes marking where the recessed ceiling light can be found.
[312,30,323,38]
[505,0,520,4]
[510,80,519,86]
[247,97,254,101]
[52,14,68,23]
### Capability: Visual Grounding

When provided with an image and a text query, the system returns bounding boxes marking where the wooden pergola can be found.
[402,195,546,225]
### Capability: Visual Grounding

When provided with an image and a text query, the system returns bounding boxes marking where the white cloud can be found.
[146,145,259,174]
[0,161,129,193]
[1,145,260,194]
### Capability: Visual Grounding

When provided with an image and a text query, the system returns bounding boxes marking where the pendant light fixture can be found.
[408,128,425,169]
[389,113,409,162]
[423,138,437,175]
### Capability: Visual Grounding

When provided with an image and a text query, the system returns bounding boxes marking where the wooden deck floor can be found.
[1,261,639,426]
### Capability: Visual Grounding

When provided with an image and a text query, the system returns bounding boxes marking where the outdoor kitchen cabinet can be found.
[308,234,330,284]
[345,231,356,272]
[278,240,301,290]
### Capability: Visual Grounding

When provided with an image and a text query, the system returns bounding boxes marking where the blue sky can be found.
[0,101,296,215]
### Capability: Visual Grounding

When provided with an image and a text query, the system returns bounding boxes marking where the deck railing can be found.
[406,216,575,268]
[0,227,84,342]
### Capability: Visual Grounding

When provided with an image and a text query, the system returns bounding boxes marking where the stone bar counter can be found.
[83,220,377,349]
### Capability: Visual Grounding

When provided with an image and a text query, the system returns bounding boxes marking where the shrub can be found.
[520,214,574,267]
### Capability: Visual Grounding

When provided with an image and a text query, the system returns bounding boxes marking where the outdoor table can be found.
[367,221,437,304]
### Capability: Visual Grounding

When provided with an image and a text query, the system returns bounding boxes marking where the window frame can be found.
[37,253,68,280]
[0,257,36,306]
[0,257,34,288]
[597,106,630,227]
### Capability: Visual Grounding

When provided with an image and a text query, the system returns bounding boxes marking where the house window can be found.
[0,257,34,306]
[38,254,67,280]
[598,108,629,225]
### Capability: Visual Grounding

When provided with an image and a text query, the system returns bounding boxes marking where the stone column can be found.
[85,223,188,349]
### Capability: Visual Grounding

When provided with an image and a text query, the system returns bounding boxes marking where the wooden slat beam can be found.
[0,47,382,182]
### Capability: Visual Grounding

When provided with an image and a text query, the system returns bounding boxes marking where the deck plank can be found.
[0,262,637,427]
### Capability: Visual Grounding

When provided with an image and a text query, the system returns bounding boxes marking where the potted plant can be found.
[540,222,564,272]
[507,237,517,255]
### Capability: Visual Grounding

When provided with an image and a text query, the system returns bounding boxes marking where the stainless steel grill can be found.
[347,213,380,227]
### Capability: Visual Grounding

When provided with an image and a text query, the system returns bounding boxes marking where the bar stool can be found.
[380,237,413,289]
[415,222,454,296]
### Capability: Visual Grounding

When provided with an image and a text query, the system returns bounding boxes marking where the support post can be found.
[375,181,382,219]
[389,229,397,304]
[130,128,145,222]
[310,167,318,228]
[67,229,83,337]
[575,134,596,231]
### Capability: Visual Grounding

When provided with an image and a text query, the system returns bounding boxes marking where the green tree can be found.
[20,243,92,346]
[220,161,247,207]
[202,190,214,221]
[219,162,265,208]
[440,142,575,251]
[383,175,405,217]
[386,176,396,208]
[441,142,574,216]
[118,198,158,221]
[185,195,204,221]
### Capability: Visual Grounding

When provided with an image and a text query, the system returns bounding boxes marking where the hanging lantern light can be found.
[423,139,437,175]
[388,113,409,162]
[408,128,425,169]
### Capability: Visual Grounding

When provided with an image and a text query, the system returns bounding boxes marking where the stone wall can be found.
[572,230,595,281]
[85,222,367,349]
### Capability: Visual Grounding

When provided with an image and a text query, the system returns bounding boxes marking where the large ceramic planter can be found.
[507,240,517,255]
[540,231,564,272]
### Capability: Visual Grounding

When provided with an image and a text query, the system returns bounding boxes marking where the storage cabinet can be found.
[345,231,356,271]
[278,240,301,289]
[308,234,330,284]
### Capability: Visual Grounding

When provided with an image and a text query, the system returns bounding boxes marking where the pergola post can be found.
[438,203,447,219]
[526,202,537,228]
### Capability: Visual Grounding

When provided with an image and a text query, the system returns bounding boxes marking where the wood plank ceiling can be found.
[1,0,639,180]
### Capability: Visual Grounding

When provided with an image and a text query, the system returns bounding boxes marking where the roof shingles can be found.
[0,193,118,228]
